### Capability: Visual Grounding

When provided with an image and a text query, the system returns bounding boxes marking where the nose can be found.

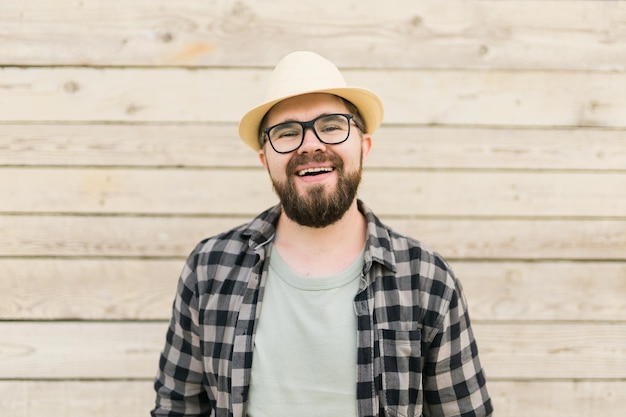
[297,126,326,154]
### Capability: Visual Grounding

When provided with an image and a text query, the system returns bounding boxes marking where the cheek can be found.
[264,157,288,179]
[343,148,364,169]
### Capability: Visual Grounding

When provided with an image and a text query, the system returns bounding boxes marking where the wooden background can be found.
[1,1,625,415]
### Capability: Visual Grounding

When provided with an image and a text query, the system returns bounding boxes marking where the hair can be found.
[257,96,367,149]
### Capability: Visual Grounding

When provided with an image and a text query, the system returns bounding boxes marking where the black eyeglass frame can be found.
[262,113,356,154]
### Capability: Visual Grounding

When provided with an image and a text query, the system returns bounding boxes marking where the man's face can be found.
[258,93,372,228]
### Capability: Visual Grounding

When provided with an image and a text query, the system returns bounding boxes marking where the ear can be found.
[258,148,268,169]
[361,134,373,163]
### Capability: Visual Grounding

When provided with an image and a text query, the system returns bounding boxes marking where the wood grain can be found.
[458,262,626,322]
[0,322,168,379]
[1,0,625,71]
[1,2,625,416]
[2,68,626,128]
[490,380,625,417]
[2,123,625,170]
[0,322,624,380]
[0,259,623,322]
[2,215,624,260]
[0,380,154,417]
[1,380,624,417]
[1,168,624,217]
[0,259,181,321]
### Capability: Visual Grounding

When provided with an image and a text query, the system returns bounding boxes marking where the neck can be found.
[274,200,367,277]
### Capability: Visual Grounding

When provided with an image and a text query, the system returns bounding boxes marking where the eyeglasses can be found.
[262,113,356,154]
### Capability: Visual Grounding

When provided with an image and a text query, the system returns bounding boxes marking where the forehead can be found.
[264,93,349,126]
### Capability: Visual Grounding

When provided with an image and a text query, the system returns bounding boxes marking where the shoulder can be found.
[360,200,455,286]
[386,226,459,303]
[366,209,463,332]
[388,227,455,283]
[192,222,252,260]
[178,205,280,289]
[191,205,280,260]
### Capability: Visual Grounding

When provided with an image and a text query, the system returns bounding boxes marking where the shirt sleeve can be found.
[151,253,213,417]
[422,277,493,417]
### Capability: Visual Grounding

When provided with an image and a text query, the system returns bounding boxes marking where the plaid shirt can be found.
[152,201,493,417]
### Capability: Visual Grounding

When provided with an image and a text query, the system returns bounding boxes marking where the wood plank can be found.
[1,168,624,217]
[387,218,626,261]
[0,380,155,417]
[2,123,625,171]
[1,259,624,322]
[370,126,626,171]
[1,322,624,379]
[361,170,626,218]
[0,379,624,417]
[489,380,625,417]
[1,1,625,71]
[473,323,626,379]
[0,215,243,258]
[0,167,280,215]
[457,262,626,322]
[0,322,168,379]
[2,215,624,260]
[0,259,181,321]
[2,68,626,128]
[0,123,259,168]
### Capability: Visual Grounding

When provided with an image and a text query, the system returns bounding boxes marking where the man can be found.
[151,51,493,417]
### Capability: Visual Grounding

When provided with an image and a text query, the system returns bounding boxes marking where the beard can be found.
[270,151,362,228]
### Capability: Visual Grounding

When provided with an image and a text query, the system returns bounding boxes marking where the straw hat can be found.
[238,51,384,151]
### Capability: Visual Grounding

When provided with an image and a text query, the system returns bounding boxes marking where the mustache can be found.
[286,152,344,173]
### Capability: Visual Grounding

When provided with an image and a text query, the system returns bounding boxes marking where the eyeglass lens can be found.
[267,114,351,153]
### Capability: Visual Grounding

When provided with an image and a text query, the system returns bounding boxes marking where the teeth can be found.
[297,167,333,176]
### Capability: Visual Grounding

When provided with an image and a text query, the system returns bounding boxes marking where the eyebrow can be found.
[272,112,341,125]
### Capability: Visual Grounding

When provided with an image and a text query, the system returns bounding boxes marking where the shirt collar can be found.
[242,200,397,273]
[358,200,398,274]
[242,204,281,251]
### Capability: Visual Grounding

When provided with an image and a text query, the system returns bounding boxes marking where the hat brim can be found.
[238,87,384,151]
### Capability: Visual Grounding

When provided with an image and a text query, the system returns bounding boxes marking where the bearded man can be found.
[151,51,493,417]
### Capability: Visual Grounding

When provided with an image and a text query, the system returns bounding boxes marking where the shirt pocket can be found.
[379,328,423,417]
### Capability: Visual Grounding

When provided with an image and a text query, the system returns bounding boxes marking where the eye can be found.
[271,124,301,140]
[278,130,299,138]
[317,116,348,134]
[320,124,342,133]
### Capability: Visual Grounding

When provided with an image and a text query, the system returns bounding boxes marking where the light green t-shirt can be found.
[246,247,364,417]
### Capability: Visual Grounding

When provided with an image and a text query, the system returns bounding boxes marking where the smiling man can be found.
[260,94,367,230]
[151,51,493,417]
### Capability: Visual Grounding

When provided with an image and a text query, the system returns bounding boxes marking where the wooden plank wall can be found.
[1,1,625,415]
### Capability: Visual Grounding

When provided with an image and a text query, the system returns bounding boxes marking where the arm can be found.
[151,254,213,417]
[422,278,493,417]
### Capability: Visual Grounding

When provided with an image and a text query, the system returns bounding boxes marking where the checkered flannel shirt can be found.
[152,200,493,417]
